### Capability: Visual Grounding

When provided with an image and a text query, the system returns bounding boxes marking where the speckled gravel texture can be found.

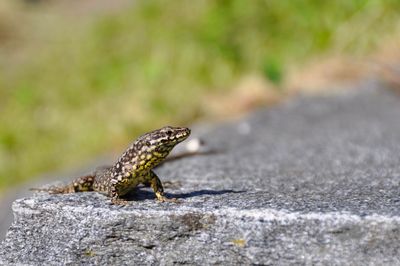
[1,82,400,265]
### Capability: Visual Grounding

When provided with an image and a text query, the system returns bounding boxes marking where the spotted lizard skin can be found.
[37,126,190,203]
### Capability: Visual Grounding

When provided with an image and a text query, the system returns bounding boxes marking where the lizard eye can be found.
[145,141,151,146]
[166,129,173,136]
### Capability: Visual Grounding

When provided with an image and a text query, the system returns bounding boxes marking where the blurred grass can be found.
[0,0,399,189]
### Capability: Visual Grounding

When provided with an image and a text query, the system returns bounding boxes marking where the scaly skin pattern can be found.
[40,126,190,204]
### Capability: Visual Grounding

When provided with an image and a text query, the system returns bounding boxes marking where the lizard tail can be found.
[30,185,75,194]
[30,173,95,195]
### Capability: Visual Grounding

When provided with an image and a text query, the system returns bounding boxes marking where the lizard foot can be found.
[111,198,130,205]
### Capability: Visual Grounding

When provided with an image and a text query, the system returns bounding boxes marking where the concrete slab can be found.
[1,82,400,265]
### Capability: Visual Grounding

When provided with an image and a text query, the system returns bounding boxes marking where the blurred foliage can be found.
[0,0,399,189]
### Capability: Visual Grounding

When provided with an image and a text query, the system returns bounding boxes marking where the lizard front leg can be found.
[145,170,178,203]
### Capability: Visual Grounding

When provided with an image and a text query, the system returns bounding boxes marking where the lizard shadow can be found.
[158,149,224,166]
[125,188,245,201]
[168,189,246,199]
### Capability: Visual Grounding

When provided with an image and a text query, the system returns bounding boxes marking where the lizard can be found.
[32,126,191,204]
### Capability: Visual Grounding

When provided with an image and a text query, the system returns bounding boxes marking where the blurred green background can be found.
[0,0,399,190]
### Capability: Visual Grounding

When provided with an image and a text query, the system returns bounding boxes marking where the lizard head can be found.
[144,126,191,150]
[132,126,191,168]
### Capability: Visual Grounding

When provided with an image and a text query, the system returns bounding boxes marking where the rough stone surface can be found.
[1,82,400,265]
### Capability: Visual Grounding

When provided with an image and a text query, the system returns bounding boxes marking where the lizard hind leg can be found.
[71,174,95,192]
[109,188,130,205]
